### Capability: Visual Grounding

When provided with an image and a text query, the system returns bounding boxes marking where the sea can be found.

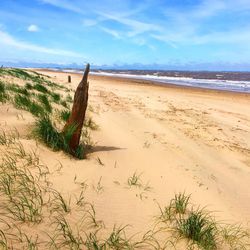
[52,69,250,93]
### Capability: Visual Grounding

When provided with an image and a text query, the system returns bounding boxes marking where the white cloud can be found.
[28,24,39,32]
[100,27,121,39]
[0,29,83,57]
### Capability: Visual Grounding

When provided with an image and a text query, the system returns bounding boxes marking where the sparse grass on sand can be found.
[127,172,152,192]
[0,137,249,250]
[157,192,250,249]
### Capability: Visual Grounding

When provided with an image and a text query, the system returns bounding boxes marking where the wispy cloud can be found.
[27,24,39,32]
[40,0,83,14]
[1,0,250,66]
[0,29,83,57]
[152,0,250,47]
[41,0,159,37]
[38,0,250,47]
[100,27,121,39]
[97,11,162,37]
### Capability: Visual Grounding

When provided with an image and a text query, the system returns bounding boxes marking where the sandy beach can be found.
[37,70,250,224]
[0,68,250,248]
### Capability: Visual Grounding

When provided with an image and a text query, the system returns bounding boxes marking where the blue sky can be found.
[0,0,250,69]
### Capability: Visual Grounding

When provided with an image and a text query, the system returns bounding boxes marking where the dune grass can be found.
[127,172,142,187]
[50,92,61,103]
[50,189,71,213]
[127,172,152,193]
[0,81,9,103]
[0,132,249,249]
[0,132,148,249]
[157,192,250,249]
[59,109,71,122]
[14,94,45,117]
[0,81,5,93]
[0,68,93,158]
[37,93,52,113]
[33,83,49,93]
[25,82,33,90]
[176,209,217,249]
[12,85,30,96]
[33,115,62,150]
[0,144,44,224]
[0,68,65,90]
[171,192,190,214]
[33,115,87,159]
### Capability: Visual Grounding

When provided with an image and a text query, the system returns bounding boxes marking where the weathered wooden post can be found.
[68,75,71,83]
[63,63,90,155]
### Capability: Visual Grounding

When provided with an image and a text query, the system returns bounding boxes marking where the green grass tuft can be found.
[51,190,71,213]
[37,94,52,113]
[65,94,73,103]
[60,100,68,108]
[0,81,8,103]
[177,210,217,249]
[28,102,45,117]
[25,82,33,90]
[171,192,190,214]
[5,83,21,93]
[33,116,62,150]
[51,93,61,103]
[33,83,49,93]
[127,172,142,187]
[19,88,30,96]
[14,94,45,117]
[59,109,71,122]
[75,144,86,159]
[5,83,30,96]
[33,116,86,159]
[14,94,31,108]
[0,81,5,93]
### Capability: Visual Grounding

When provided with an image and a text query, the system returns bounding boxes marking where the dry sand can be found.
[2,69,250,235]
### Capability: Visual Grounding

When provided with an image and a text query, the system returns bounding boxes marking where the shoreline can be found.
[33,68,250,97]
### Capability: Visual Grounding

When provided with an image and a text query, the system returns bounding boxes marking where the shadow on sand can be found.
[88,145,125,153]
